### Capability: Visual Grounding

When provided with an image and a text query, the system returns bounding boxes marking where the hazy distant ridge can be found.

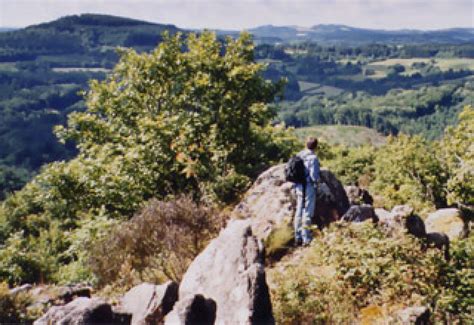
[247,24,474,44]
[1,14,473,44]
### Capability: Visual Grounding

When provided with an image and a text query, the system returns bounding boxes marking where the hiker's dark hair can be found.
[306,137,318,150]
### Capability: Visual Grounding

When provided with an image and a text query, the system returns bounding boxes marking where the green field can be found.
[0,62,17,72]
[52,67,110,73]
[294,125,386,147]
[298,81,343,96]
[368,58,474,72]
[340,58,474,81]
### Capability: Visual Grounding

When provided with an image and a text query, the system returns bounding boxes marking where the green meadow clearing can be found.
[294,124,387,147]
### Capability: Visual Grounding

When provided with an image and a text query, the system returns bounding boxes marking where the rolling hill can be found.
[0,14,183,63]
[248,24,474,44]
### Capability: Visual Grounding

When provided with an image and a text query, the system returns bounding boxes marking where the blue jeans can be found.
[294,183,316,244]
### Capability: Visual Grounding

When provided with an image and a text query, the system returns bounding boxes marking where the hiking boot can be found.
[302,240,312,247]
[294,238,303,247]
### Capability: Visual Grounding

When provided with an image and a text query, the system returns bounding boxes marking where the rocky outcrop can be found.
[425,208,466,240]
[165,294,216,325]
[57,284,92,303]
[345,185,374,205]
[377,205,414,232]
[341,204,378,223]
[396,306,431,324]
[232,165,295,240]
[9,283,32,296]
[405,214,451,260]
[166,219,274,325]
[315,169,351,228]
[232,165,350,239]
[34,297,129,325]
[119,282,178,325]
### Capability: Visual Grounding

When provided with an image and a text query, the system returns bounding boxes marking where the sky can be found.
[0,0,473,30]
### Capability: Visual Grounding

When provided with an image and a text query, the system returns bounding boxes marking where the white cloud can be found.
[0,0,472,30]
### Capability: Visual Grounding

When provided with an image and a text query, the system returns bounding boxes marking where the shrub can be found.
[323,145,376,186]
[269,222,473,323]
[370,134,448,212]
[89,196,226,288]
[264,220,294,261]
[442,105,474,211]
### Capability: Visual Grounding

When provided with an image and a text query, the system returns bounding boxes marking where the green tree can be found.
[0,31,297,284]
[55,31,293,206]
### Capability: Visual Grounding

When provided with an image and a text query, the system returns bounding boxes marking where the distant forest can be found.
[0,14,473,198]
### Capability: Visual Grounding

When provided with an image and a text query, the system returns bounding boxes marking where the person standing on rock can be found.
[293,137,320,246]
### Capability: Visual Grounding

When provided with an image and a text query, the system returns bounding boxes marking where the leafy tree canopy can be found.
[0,31,297,284]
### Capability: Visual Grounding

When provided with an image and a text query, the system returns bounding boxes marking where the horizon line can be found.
[2,13,473,32]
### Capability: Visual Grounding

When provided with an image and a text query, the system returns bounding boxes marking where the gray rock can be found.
[344,185,373,205]
[378,205,414,232]
[166,219,274,325]
[315,169,351,229]
[345,185,360,205]
[396,306,431,324]
[9,283,32,295]
[375,208,391,217]
[392,205,414,219]
[58,285,92,303]
[231,164,295,240]
[165,294,216,325]
[232,165,349,239]
[341,204,378,223]
[33,297,120,325]
[425,208,466,240]
[120,281,178,325]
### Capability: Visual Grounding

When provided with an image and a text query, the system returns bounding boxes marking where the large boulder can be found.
[425,208,466,240]
[165,294,216,325]
[232,165,350,239]
[314,169,351,228]
[34,297,126,325]
[232,165,295,240]
[119,281,178,325]
[341,204,378,223]
[344,185,374,205]
[166,219,274,325]
[57,284,93,303]
[377,205,414,232]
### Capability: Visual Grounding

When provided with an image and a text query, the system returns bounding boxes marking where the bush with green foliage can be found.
[441,105,474,212]
[323,144,376,186]
[269,222,473,323]
[370,134,448,211]
[0,31,296,285]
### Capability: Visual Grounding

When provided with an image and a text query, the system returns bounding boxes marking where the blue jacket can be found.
[297,149,320,186]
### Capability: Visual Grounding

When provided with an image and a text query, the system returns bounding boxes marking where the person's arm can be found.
[309,156,320,185]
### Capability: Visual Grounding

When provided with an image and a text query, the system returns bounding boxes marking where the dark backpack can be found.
[285,155,306,184]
